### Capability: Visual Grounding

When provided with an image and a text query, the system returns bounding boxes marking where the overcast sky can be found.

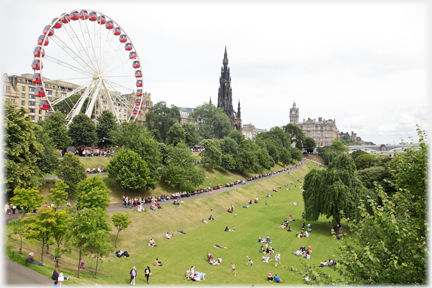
[1,1,430,145]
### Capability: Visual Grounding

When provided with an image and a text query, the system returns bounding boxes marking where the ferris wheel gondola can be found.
[32,9,145,125]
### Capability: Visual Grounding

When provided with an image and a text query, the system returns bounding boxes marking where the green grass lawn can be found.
[6,160,341,285]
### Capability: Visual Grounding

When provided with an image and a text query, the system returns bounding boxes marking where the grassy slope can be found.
[7,160,341,285]
[304,154,324,164]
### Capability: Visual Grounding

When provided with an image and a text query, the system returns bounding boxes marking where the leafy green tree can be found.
[227,130,246,147]
[50,209,71,267]
[283,123,305,149]
[188,103,232,139]
[76,176,111,213]
[107,148,151,190]
[200,139,222,168]
[10,187,45,215]
[47,180,68,211]
[167,123,185,146]
[96,110,117,147]
[264,139,280,163]
[40,110,71,150]
[291,148,303,162]
[220,154,237,170]
[220,137,239,156]
[56,153,87,198]
[68,114,97,148]
[329,139,349,153]
[303,153,364,224]
[350,149,368,161]
[355,153,377,170]
[8,219,26,254]
[22,207,58,265]
[145,101,181,143]
[162,143,205,191]
[36,130,59,174]
[182,123,200,147]
[323,151,338,165]
[111,212,132,247]
[235,140,262,174]
[109,122,162,190]
[257,147,274,170]
[5,102,43,193]
[304,137,316,152]
[67,208,109,278]
[89,229,112,278]
[279,148,292,166]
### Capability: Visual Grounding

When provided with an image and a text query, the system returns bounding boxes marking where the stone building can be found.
[289,102,339,147]
[179,107,196,125]
[339,131,365,144]
[3,73,151,123]
[242,122,267,140]
[217,47,242,131]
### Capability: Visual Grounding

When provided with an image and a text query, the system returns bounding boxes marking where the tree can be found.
[329,139,349,153]
[293,127,427,285]
[279,148,292,166]
[68,114,97,148]
[10,187,45,215]
[264,139,280,163]
[220,137,239,156]
[76,176,111,213]
[188,103,232,139]
[47,180,68,211]
[323,151,338,165]
[56,153,87,198]
[303,153,364,224]
[162,143,205,191]
[50,209,71,267]
[89,229,112,278]
[235,140,262,174]
[21,207,58,266]
[40,110,71,150]
[8,219,26,254]
[109,122,162,190]
[350,149,368,161]
[36,129,59,174]
[355,153,377,170]
[283,123,305,149]
[200,139,222,168]
[304,137,316,153]
[111,212,132,247]
[67,208,110,278]
[291,148,302,162]
[96,110,117,147]
[5,102,43,193]
[227,130,246,147]
[107,148,151,191]
[166,123,185,146]
[145,101,181,143]
[220,154,237,171]
[257,147,274,170]
[182,122,200,147]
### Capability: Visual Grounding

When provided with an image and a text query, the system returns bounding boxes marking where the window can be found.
[39,117,42,121]
[6,86,11,93]
[29,95,35,99]
[45,84,48,88]
[61,93,66,97]
[21,86,25,91]
[29,108,35,113]
[21,100,25,105]
[52,85,56,89]
[29,101,36,107]
[18,79,22,83]
[55,92,58,97]
[21,93,25,98]
[29,87,35,92]
[39,110,42,114]
[124,109,126,112]
[47,90,52,96]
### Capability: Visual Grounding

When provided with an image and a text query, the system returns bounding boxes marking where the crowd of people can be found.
[75,147,113,157]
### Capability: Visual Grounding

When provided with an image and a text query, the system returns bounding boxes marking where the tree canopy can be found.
[68,114,97,148]
[5,102,43,193]
[304,137,316,152]
[56,153,87,198]
[76,176,111,213]
[111,212,132,247]
[167,123,185,146]
[182,122,200,147]
[40,110,71,150]
[145,101,181,143]
[10,186,45,215]
[188,103,232,139]
[200,139,222,168]
[283,123,305,149]
[107,148,151,190]
[354,153,377,170]
[96,110,118,147]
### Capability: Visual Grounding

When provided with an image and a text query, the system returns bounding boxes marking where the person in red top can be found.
[289,214,293,222]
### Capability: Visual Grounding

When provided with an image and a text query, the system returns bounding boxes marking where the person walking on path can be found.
[145,266,151,284]
[231,262,236,276]
[130,266,137,286]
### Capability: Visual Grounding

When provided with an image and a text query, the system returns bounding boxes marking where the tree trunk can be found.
[77,249,81,278]
[56,244,60,267]
[41,238,44,265]
[94,254,99,278]
[115,230,120,247]
[19,237,22,254]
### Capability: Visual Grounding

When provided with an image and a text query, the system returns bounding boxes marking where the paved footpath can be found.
[5,159,311,285]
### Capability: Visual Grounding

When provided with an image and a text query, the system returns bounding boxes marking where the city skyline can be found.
[2,1,429,145]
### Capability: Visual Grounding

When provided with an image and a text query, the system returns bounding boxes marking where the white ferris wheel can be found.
[31,9,144,125]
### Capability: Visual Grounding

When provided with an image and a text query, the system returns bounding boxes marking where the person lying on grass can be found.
[279,223,287,228]
[246,256,254,265]
[202,219,208,224]
[166,231,173,239]
[262,256,272,262]
[274,274,284,283]
[213,245,227,249]
[243,205,251,208]
[319,260,328,268]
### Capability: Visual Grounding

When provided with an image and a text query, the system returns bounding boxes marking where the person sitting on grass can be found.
[209,215,214,220]
[184,268,191,280]
[213,245,227,249]
[279,223,287,229]
[148,238,155,247]
[27,252,42,265]
[262,256,272,262]
[259,246,264,253]
[166,231,173,239]
[286,226,292,232]
[274,274,284,283]
[232,226,235,232]
[202,218,208,224]
[224,226,230,232]
[218,257,223,264]
[304,231,309,237]
[153,258,162,266]
[267,273,274,282]
[209,257,218,266]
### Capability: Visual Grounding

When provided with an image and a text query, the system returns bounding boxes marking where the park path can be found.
[5,159,312,285]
